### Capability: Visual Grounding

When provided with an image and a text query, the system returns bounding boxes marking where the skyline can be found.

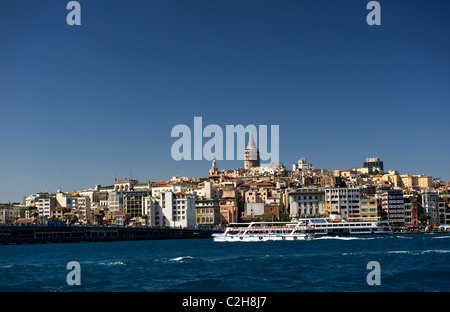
[1,0,450,203]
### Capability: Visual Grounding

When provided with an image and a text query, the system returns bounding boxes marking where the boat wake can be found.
[316,236,378,241]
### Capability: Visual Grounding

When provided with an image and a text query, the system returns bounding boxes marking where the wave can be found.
[316,236,377,241]
[387,249,450,255]
[394,235,413,239]
[98,261,126,266]
[431,235,450,240]
[170,256,195,262]
[422,249,450,254]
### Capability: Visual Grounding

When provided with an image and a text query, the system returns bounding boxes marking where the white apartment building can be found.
[36,198,56,218]
[325,187,360,221]
[147,191,196,228]
[288,188,325,218]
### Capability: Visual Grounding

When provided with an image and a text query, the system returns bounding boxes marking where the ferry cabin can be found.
[224,222,311,237]
[298,218,392,235]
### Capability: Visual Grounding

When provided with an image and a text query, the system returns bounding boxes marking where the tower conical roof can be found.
[246,134,257,150]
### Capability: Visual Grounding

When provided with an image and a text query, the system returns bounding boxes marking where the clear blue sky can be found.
[1,0,449,203]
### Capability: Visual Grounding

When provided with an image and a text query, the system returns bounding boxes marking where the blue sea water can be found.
[0,233,449,292]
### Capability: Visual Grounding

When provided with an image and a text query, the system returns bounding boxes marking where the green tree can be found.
[418,214,431,225]
[280,213,290,222]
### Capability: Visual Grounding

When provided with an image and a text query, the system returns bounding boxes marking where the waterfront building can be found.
[359,194,378,222]
[143,196,157,226]
[0,203,26,224]
[195,197,221,227]
[244,134,260,169]
[71,196,91,222]
[51,207,70,222]
[264,203,281,221]
[154,191,196,228]
[403,196,419,225]
[381,190,405,226]
[422,190,439,225]
[438,194,450,225]
[219,197,239,225]
[218,188,243,224]
[245,202,265,217]
[288,188,325,219]
[36,197,56,219]
[325,187,360,221]
[122,191,149,223]
[108,191,123,212]
[219,200,235,224]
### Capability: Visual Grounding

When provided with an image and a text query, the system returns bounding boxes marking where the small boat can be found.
[212,221,315,242]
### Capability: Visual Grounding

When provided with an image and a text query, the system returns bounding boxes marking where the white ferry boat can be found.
[212,221,315,242]
[297,217,393,236]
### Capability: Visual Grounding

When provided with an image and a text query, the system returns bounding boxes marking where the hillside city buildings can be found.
[1,145,450,229]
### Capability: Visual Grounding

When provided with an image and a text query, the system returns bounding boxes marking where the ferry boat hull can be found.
[213,221,315,242]
[213,233,314,242]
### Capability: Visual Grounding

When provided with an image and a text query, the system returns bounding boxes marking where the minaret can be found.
[209,159,218,176]
[244,134,260,169]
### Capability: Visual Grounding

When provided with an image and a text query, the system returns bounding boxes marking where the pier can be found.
[0,225,218,245]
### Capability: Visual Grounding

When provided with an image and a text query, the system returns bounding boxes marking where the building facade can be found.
[325,187,360,221]
[195,197,221,227]
[123,191,149,222]
[381,190,405,226]
[404,196,418,225]
[37,197,56,219]
[154,191,196,228]
[422,190,439,225]
[288,188,325,219]
[359,195,378,222]
[363,157,384,173]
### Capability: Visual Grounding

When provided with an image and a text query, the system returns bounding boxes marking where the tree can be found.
[280,213,290,222]
[418,214,431,225]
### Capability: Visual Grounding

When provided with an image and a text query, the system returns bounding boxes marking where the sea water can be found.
[0,233,449,292]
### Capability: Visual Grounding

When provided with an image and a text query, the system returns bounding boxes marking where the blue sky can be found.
[1,0,449,203]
